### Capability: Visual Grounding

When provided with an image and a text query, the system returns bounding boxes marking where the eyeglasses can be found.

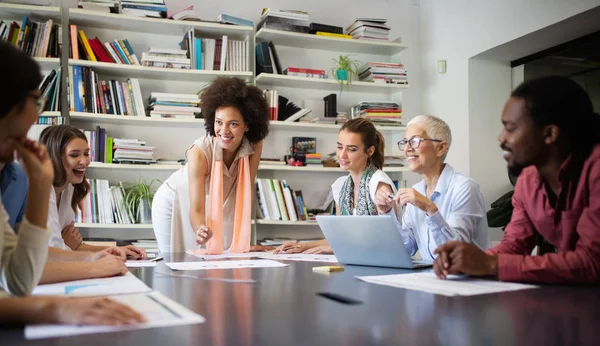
[397,136,442,150]
[28,93,48,114]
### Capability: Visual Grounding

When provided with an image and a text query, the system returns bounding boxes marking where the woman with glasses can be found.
[0,41,145,326]
[275,118,396,254]
[375,115,488,262]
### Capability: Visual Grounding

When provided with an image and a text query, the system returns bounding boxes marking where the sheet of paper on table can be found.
[165,259,288,270]
[25,291,205,340]
[260,253,338,263]
[186,250,271,260]
[357,272,539,297]
[32,272,152,296]
[125,260,158,267]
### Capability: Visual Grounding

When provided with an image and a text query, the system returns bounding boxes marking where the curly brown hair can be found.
[200,77,269,143]
[39,125,90,213]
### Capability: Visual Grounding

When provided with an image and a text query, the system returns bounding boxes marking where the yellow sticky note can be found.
[312,266,344,273]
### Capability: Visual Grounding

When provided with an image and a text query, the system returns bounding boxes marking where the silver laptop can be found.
[316,215,432,269]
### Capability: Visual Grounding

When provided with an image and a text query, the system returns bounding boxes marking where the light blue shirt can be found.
[0,162,28,229]
[392,164,488,262]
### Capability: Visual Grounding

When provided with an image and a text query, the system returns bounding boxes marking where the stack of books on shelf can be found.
[141,47,189,69]
[68,66,145,116]
[255,179,309,222]
[121,0,167,18]
[181,32,249,71]
[283,67,326,79]
[113,138,154,164]
[78,0,119,13]
[345,18,391,41]
[216,13,253,27]
[69,25,140,65]
[350,101,403,127]
[0,17,61,58]
[75,179,134,224]
[305,153,322,166]
[148,92,200,119]
[358,62,408,85]
[258,8,310,33]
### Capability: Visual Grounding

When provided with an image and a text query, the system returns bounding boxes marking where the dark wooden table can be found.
[3,253,599,345]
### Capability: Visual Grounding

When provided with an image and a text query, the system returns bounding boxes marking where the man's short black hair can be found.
[511,75,600,155]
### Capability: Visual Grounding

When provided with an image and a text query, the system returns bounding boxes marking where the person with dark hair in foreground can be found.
[152,77,270,253]
[434,75,600,284]
[0,41,145,325]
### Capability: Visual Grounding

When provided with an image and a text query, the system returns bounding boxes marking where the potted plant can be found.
[124,178,161,224]
[329,55,361,94]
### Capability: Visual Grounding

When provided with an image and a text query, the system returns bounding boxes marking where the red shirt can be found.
[487,144,600,284]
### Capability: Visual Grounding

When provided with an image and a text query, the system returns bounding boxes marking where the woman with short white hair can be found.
[375,115,488,262]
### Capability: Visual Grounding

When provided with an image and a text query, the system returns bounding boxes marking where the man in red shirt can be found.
[433,75,600,284]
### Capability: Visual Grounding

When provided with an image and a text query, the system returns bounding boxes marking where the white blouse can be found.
[331,170,397,215]
[47,184,75,250]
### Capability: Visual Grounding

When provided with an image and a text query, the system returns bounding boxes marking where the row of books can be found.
[255,179,310,222]
[0,18,61,58]
[358,62,408,85]
[74,178,135,225]
[69,25,139,65]
[36,116,64,125]
[83,126,154,164]
[68,65,145,116]
[39,69,62,112]
[181,32,249,71]
[148,92,200,119]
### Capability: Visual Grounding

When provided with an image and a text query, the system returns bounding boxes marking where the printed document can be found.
[25,291,205,339]
[357,272,538,296]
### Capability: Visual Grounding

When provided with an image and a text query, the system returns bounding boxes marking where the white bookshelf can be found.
[255,73,409,93]
[88,162,183,171]
[0,3,61,22]
[16,7,413,242]
[34,57,61,70]
[256,28,407,55]
[88,161,407,173]
[70,112,205,127]
[68,9,253,38]
[40,111,61,117]
[68,59,253,82]
[256,220,318,226]
[75,223,153,230]
[70,113,406,132]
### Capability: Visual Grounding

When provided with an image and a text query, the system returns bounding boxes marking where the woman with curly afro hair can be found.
[152,77,270,254]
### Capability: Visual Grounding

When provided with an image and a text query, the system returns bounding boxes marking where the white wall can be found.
[419,0,600,241]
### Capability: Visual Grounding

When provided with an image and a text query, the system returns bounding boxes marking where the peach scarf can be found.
[202,141,252,254]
